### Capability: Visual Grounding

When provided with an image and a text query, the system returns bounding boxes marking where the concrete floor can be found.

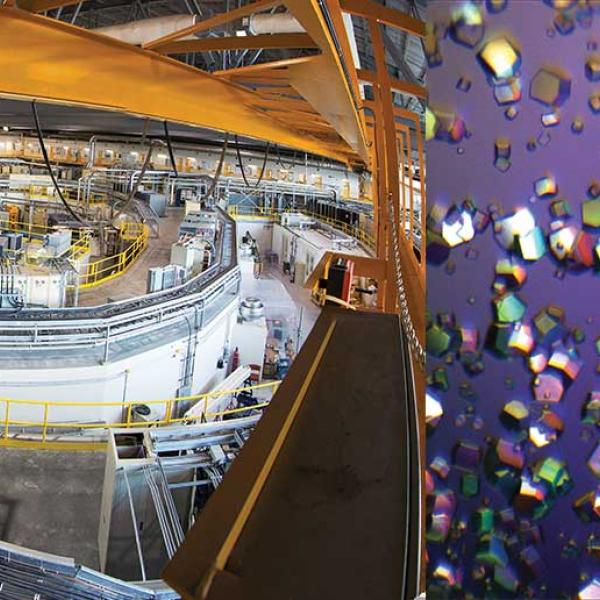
[78,208,183,306]
[0,449,106,569]
[241,262,321,349]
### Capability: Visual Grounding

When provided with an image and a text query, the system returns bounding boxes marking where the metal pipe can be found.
[247,12,304,35]
[94,14,198,46]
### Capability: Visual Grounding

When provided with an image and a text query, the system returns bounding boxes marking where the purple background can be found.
[427,0,600,596]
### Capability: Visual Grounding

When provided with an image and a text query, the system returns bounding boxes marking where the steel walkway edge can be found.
[163,308,422,600]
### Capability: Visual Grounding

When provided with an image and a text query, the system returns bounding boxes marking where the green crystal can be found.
[462,472,479,497]
[494,293,526,322]
[427,324,452,357]
[583,199,600,227]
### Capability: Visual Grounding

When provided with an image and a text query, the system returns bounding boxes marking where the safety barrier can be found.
[0,218,91,265]
[0,380,281,451]
[78,223,149,289]
[227,206,376,251]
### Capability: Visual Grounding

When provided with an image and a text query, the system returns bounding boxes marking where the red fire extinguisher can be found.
[231,347,240,372]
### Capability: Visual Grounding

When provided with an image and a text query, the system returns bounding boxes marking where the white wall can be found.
[235,220,274,255]
[0,135,367,201]
[0,300,238,426]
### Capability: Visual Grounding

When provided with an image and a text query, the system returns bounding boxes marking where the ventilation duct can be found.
[246,13,305,35]
[94,15,198,46]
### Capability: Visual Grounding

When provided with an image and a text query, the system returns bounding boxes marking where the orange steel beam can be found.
[18,0,83,12]
[369,16,425,332]
[339,0,425,36]
[357,68,427,100]
[213,55,318,77]
[0,8,361,165]
[156,32,318,55]
[281,0,369,163]
[144,0,280,50]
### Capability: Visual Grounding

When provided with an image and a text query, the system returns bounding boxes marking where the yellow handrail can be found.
[227,206,376,251]
[78,224,149,289]
[0,380,282,449]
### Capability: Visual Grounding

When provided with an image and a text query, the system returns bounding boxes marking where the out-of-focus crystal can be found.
[478,37,521,79]
[573,487,600,522]
[534,174,557,198]
[587,442,600,477]
[430,455,450,479]
[530,67,571,106]
[550,199,572,218]
[494,565,519,593]
[572,117,584,134]
[541,111,561,126]
[427,489,456,542]
[427,324,452,357]
[578,578,600,600]
[457,76,472,92]
[585,54,600,81]
[583,199,600,227]
[426,389,443,428]
[425,107,437,141]
[589,92,600,113]
[450,2,485,48]
[475,534,509,567]
[424,23,443,68]
[494,78,521,104]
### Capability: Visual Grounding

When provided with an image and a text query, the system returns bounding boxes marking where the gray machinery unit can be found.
[178,211,217,239]
[43,229,72,257]
[147,264,187,294]
[137,192,168,218]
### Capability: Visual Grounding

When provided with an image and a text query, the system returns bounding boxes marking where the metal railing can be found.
[78,224,149,289]
[0,209,238,351]
[227,205,376,252]
[0,380,281,448]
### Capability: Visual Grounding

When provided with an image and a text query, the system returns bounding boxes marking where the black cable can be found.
[118,141,156,214]
[207,132,229,199]
[255,141,270,187]
[234,135,270,189]
[163,120,179,178]
[234,135,251,187]
[31,101,84,224]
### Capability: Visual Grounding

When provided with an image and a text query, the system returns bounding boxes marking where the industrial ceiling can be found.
[0,0,426,166]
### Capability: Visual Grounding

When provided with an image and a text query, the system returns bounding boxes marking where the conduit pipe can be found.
[246,13,305,35]
[93,14,199,46]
